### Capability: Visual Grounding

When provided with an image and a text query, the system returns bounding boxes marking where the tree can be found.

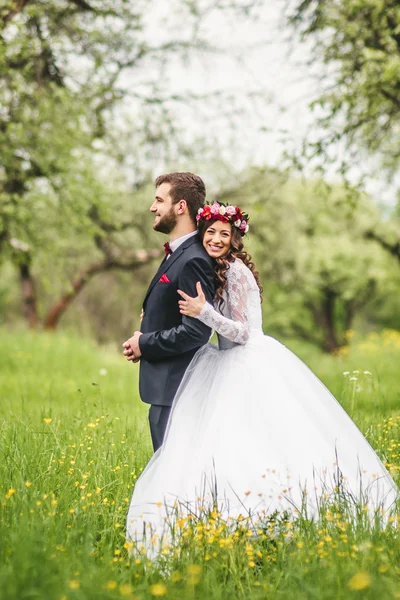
[288,0,400,174]
[218,168,397,352]
[0,0,263,328]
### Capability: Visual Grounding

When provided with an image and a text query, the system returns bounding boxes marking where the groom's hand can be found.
[123,331,142,362]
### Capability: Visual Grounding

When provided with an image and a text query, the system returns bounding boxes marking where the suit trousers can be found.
[148,405,172,452]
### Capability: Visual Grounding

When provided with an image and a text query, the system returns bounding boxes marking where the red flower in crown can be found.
[196,202,250,235]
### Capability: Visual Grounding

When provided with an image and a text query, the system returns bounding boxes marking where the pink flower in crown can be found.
[210,202,221,216]
[225,205,236,216]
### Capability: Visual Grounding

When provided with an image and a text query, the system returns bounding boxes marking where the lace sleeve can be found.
[195,261,252,345]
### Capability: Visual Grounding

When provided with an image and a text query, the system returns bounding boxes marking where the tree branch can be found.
[365,230,400,261]
[43,248,161,329]
[1,0,31,28]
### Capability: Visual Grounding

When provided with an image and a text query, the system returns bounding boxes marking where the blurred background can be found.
[1,0,400,355]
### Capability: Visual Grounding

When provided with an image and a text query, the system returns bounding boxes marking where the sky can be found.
[122,0,398,207]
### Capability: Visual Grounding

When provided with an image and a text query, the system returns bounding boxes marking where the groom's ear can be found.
[176,199,187,215]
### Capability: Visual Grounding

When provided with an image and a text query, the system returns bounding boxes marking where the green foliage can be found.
[219,168,400,350]
[0,0,144,257]
[289,0,400,172]
[0,330,400,599]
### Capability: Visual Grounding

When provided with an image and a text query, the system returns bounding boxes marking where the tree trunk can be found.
[343,302,355,335]
[307,290,340,353]
[19,261,39,328]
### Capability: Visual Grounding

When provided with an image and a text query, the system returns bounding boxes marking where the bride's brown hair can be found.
[198,218,263,306]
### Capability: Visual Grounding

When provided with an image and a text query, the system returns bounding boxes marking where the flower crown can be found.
[196,202,250,236]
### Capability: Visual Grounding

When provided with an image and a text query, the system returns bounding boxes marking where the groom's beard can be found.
[153,206,177,234]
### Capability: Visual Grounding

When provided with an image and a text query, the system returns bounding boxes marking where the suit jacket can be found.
[138,234,215,407]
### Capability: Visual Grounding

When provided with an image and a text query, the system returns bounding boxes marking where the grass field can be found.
[1,329,400,599]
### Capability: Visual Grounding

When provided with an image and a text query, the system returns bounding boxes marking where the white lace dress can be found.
[126,260,398,554]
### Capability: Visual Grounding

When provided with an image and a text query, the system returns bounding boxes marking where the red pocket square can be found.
[159,274,171,283]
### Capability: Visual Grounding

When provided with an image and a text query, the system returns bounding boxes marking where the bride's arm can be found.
[179,261,251,345]
[197,299,250,344]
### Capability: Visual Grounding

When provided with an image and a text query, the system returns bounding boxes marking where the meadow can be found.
[1,329,400,599]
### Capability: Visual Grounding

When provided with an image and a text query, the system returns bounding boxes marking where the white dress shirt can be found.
[167,230,198,259]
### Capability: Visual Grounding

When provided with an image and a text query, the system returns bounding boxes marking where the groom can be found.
[123,173,215,452]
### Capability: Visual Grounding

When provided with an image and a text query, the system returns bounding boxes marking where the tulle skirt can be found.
[126,333,398,555]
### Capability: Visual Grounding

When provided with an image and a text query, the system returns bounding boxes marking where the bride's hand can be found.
[178,282,206,317]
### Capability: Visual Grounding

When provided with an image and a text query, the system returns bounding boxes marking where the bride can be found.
[126,201,398,555]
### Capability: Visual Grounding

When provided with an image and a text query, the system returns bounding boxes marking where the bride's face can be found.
[203,220,232,258]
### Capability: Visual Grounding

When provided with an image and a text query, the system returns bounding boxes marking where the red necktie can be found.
[164,242,172,256]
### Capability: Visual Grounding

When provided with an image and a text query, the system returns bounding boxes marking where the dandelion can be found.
[68,580,80,590]
[187,564,202,576]
[150,583,167,596]
[105,581,118,590]
[43,418,52,424]
[378,565,389,573]
[348,571,371,591]
[119,583,133,596]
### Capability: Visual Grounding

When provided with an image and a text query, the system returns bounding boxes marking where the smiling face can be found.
[150,182,178,234]
[202,220,232,258]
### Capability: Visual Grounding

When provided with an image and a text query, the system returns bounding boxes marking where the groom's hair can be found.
[155,172,206,223]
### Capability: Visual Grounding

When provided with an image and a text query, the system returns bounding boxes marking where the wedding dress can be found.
[126,259,398,555]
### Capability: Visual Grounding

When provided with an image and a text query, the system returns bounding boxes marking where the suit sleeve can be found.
[138,256,215,361]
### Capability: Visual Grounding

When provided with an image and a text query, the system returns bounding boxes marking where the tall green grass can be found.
[0,330,399,599]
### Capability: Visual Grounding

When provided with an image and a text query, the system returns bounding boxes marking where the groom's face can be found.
[150,183,178,234]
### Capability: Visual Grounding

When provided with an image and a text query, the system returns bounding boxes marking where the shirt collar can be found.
[169,230,198,253]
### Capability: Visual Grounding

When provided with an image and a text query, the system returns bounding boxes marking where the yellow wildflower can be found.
[187,564,202,576]
[348,571,371,591]
[150,583,167,596]
[119,583,133,596]
[105,581,117,590]
[5,488,16,499]
[68,580,80,590]
[43,418,52,424]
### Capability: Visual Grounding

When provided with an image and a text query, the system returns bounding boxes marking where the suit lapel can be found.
[143,235,198,306]
[143,256,168,306]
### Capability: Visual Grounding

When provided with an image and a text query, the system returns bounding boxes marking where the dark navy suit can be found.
[138,233,215,451]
